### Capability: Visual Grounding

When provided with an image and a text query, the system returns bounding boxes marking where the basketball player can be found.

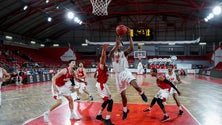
[0,65,11,107]
[75,62,93,101]
[165,64,183,116]
[94,45,114,125]
[109,29,148,120]
[43,60,81,122]
[143,68,181,122]
[15,69,23,85]
[137,60,143,75]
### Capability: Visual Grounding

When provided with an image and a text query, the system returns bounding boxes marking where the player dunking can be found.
[165,64,183,116]
[0,65,11,107]
[109,28,148,120]
[143,68,181,122]
[94,45,114,125]
[43,60,81,122]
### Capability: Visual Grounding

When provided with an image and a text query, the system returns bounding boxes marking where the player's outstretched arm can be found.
[109,36,120,58]
[124,28,134,56]
[100,44,109,65]
[163,79,181,95]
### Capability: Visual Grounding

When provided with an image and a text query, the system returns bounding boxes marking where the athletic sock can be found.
[106,115,110,120]
[140,91,144,95]
[98,110,102,115]
[123,107,127,112]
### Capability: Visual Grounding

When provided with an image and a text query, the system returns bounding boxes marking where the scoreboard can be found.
[130,28,153,41]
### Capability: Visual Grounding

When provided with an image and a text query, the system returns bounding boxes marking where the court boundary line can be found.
[182,105,201,125]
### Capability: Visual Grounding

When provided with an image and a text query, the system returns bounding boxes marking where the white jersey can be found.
[112,51,129,73]
[166,72,177,85]
[137,62,143,74]
[166,72,178,94]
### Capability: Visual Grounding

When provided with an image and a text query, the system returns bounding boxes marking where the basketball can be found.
[116,24,127,36]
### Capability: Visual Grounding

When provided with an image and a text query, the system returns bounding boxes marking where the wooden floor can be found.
[1,73,222,125]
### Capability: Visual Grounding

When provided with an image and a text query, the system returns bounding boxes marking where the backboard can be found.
[134,51,146,59]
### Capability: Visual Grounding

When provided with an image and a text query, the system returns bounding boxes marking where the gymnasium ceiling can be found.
[0,0,221,46]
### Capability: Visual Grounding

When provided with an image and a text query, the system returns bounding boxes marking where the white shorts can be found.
[137,68,144,75]
[74,81,87,94]
[96,82,111,100]
[170,85,178,95]
[55,81,73,96]
[115,70,136,93]
[155,89,170,102]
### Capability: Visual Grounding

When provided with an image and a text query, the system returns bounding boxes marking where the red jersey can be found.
[77,68,85,78]
[96,64,108,84]
[55,68,73,87]
[156,73,171,90]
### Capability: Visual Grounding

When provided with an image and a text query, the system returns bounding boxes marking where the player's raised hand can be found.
[102,44,109,50]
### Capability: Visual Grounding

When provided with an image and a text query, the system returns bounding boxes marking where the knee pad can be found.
[107,99,113,112]
[150,97,157,106]
[102,100,109,109]
[157,98,164,109]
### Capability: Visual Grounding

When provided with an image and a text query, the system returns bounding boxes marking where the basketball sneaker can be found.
[178,110,183,116]
[89,95,93,101]
[74,97,80,101]
[122,109,130,120]
[70,112,80,120]
[161,115,170,122]
[96,115,104,121]
[43,112,49,123]
[104,119,114,125]
[140,92,148,102]
[143,108,151,112]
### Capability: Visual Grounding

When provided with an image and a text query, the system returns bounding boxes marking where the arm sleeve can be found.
[163,79,179,93]
[70,77,75,86]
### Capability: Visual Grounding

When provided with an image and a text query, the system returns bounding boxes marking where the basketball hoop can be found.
[90,0,111,16]
[134,51,146,59]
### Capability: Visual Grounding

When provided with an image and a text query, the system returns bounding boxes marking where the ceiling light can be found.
[30,41,36,44]
[53,44,59,47]
[47,17,52,22]
[40,44,45,47]
[67,12,74,19]
[208,13,214,19]
[23,5,28,10]
[74,17,79,22]
[213,6,221,15]
[5,35,13,40]
[82,43,88,46]
[199,42,206,45]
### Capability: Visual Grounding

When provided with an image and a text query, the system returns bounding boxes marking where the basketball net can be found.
[138,56,142,61]
[90,0,111,16]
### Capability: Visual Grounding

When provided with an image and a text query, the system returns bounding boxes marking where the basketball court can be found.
[24,102,199,125]
[0,73,222,125]
[1,0,222,125]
